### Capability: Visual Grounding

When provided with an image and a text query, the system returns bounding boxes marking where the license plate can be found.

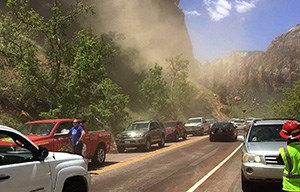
[125,141,131,144]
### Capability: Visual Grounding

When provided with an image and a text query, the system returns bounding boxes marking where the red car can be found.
[19,119,112,166]
[162,120,187,142]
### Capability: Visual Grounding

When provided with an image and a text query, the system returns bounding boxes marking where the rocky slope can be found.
[198,24,300,106]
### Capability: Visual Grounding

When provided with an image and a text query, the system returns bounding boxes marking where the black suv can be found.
[115,120,165,152]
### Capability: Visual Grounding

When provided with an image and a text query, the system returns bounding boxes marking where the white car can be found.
[184,117,210,136]
[0,125,90,192]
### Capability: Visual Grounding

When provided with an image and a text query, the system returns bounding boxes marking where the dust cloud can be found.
[80,0,194,72]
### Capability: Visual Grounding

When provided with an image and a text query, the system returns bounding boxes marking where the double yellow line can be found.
[89,136,208,176]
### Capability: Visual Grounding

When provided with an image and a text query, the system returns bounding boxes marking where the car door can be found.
[0,130,51,192]
[150,122,161,142]
[54,122,73,153]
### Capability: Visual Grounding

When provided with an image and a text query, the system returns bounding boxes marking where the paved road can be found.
[88,133,282,192]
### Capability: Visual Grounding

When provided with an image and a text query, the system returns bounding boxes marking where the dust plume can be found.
[80,0,194,72]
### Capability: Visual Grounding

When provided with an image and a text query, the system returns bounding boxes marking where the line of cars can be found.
[115,117,223,152]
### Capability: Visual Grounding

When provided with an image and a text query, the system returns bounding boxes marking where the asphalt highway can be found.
[89,132,282,192]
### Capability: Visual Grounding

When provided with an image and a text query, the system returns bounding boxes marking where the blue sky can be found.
[179,0,300,62]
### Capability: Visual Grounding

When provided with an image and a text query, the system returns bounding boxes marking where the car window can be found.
[163,122,177,127]
[212,123,230,129]
[248,125,285,142]
[19,123,55,136]
[56,122,73,134]
[0,132,34,166]
[153,122,161,129]
[186,119,202,123]
[126,123,149,131]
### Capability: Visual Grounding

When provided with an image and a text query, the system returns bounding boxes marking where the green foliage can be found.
[0,0,129,130]
[138,55,200,120]
[165,55,197,119]
[270,80,300,119]
[138,63,168,119]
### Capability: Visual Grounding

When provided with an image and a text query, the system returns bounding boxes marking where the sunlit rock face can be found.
[198,24,300,101]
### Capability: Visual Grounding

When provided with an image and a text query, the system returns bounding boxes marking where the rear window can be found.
[163,122,177,127]
[186,119,202,123]
[248,124,285,142]
[212,123,230,128]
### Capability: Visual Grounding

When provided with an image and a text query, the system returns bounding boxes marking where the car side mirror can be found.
[237,135,245,142]
[38,146,49,159]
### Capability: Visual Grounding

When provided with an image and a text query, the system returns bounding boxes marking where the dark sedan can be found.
[209,122,237,142]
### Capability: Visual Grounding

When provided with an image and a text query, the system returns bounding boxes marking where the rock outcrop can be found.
[198,24,300,101]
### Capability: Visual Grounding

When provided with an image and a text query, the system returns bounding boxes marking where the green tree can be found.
[138,63,169,119]
[165,55,197,119]
[270,80,300,119]
[0,0,129,130]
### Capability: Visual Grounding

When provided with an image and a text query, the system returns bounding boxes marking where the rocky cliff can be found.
[198,24,300,104]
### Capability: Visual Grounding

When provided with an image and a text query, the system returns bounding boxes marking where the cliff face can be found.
[199,24,300,101]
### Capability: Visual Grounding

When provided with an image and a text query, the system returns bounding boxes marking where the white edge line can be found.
[186,143,244,192]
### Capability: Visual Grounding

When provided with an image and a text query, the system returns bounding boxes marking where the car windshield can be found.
[19,123,55,136]
[163,122,177,128]
[248,125,285,142]
[126,123,149,131]
[212,123,230,128]
[186,119,202,123]
[234,120,245,123]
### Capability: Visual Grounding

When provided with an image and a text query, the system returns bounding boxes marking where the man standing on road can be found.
[277,120,300,192]
[69,119,85,156]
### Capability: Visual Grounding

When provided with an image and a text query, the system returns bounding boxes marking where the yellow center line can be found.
[89,135,208,176]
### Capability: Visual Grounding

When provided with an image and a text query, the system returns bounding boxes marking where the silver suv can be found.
[238,119,292,192]
[185,117,210,136]
[115,120,165,152]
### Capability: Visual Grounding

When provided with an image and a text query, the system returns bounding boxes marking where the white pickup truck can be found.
[0,125,90,192]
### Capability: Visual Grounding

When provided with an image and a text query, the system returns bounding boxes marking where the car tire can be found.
[92,144,106,166]
[63,179,87,192]
[143,138,151,151]
[209,136,214,142]
[158,136,165,148]
[117,146,126,153]
[241,171,254,192]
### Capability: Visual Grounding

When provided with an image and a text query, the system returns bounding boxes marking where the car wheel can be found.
[63,179,87,192]
[117,146,126,153]
[182,132,187,140]
[143,138,151,151]
[209,136,214,142]
[158,136,165,148]
[92,144,106,166]
[241,171,254,192]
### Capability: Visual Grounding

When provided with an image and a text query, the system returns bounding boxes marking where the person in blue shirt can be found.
[69,119,85,156]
